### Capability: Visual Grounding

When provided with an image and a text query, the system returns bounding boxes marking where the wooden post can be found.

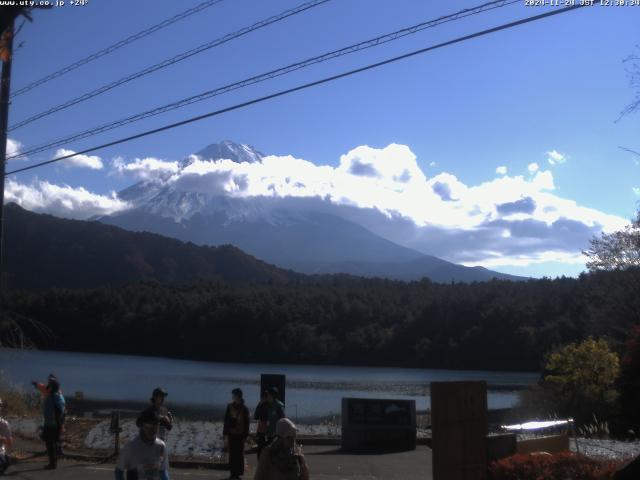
[0,20,14,290]
[431,381,488,480]
[110,411,122,455]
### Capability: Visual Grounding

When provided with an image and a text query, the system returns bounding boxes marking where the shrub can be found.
[543,338,620,425]
[0,370,41,417]
[489,452,618,480]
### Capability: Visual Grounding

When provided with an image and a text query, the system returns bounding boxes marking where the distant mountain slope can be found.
[3,203,300,290]
[103,207,425,265]
[100,140,525,283]
[292,256,525,283]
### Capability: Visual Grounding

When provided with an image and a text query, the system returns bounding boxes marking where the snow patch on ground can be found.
[9,418,39,437]
[85,419,225,459]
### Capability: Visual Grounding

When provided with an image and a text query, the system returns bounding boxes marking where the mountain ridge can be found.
[3,203,302,290]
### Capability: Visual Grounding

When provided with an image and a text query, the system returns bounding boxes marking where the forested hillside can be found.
[3,268,638,371]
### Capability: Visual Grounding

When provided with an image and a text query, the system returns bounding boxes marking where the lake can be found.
[0,348,538,421]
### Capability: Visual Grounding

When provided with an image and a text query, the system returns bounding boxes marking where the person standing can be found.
[223,388,250,480]
[32,374,66,456]
[137,388,173,444]
[41,378,65,469]
[253,391,269,459]
[115,409,170,480]
[264,387,284,444]
[253,418,309,480]
[0,398,13,475]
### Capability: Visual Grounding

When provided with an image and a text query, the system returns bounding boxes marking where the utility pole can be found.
[0,19,14,290]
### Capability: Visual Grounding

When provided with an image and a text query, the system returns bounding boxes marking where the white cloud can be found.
[429,161,436,167]
[496,166,507,175]
[7,138,24,160]
[113,156,179,180]
[5,179,129,219]
[547,149,567,165]
[36,142,629,270]
[55,148,103,170]
[633,187,640,196]
[527,162,539,174]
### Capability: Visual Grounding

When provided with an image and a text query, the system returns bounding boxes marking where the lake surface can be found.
[0,348,538,420]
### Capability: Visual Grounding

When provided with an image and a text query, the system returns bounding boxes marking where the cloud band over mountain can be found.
[5,143,628,272]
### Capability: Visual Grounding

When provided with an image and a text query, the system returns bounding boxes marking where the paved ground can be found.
[4,445,433,479]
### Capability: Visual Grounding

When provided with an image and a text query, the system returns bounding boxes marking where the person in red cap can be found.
[32,374,66,457]
[254,418,309,480]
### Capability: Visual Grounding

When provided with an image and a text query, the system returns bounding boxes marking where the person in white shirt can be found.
[0,398,13,475]
[115,409,169,480]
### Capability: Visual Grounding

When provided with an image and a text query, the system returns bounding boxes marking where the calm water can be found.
[0,348,537,420]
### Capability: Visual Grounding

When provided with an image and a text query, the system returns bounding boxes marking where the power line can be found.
[8,0,331,131]
[10,0,225,98]
[6,3,589,177]
[9,0,519,161]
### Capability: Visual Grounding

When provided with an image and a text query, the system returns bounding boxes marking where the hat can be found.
[48,378,60,393]
[152,387,168,397]
[267,386,279,397]
[231,388,243,398]
[138,409,161,426]
[275,418,297,438]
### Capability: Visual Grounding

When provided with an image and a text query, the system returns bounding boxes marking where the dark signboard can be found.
[347,398,413,426]
[342,398,416,451]
[260,373,286,405]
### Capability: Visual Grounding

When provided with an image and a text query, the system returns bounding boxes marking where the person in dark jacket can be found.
[41,378,65,469]
[137,388,173,443]
[223,388,250,480]
[264,387,285,443]
[253,390,269,459]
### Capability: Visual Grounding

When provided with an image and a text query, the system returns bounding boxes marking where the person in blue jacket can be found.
[41,378,65,470]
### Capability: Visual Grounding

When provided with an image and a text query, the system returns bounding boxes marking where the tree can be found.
[583,209,640,331]
[584,210,640,271]
[543,337,620,425]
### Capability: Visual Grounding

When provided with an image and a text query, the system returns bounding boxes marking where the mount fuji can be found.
[99,140,523,282]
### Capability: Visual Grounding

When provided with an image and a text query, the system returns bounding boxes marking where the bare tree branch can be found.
[618,45,640,120]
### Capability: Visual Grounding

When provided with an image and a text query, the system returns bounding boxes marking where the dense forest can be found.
[2,267,638,372]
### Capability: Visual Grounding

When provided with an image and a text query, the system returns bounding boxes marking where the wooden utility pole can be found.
[0,19,14,290]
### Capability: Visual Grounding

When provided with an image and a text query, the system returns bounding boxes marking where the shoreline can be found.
[0,346,541,378]
[10,414,640,462]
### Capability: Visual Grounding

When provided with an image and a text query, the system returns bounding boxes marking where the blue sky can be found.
[5,0,640,278]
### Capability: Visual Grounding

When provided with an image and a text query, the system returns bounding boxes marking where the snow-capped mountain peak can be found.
[185,140,264,167]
